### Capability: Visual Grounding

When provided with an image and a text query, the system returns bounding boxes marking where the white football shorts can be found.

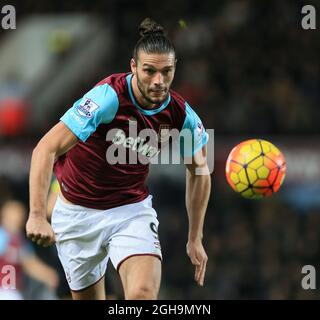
[51,195,162,291]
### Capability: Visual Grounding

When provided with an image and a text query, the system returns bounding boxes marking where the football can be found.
[225,139,286,199]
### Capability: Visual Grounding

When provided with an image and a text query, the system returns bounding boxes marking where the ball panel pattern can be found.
[226,139,286,199]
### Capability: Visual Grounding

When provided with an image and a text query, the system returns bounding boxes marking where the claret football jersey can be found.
[54,73,208,210]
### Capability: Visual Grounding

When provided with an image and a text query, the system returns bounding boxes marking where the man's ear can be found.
[130,58,137,75]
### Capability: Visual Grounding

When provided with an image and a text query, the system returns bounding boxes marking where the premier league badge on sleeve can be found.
[77,98,99,118]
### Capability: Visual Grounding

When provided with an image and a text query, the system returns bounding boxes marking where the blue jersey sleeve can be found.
[0,227,34,261]
[0,227,9,255]
[60,84,119,142]
[180,102,209,158]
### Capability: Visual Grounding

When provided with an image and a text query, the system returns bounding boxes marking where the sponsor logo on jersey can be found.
[77,99,99,118]
[112,129,159,158]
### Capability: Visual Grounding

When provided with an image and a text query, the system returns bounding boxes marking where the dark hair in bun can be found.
[133,18,175,61]
[138,18,165,37]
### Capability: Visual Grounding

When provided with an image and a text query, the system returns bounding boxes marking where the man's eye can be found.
[144,69,155,74]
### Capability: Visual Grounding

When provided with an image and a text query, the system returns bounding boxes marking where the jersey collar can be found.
[126,74,171,116]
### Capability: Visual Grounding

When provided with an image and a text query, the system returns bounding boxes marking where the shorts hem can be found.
[69,272,106,292]
[116,253,162,273]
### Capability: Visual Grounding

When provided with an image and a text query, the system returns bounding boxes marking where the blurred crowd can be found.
[113,0,320,135]
[154,180,320,299]
[173,1,320,136]
[4,0,317,136]
[0,0,319,299]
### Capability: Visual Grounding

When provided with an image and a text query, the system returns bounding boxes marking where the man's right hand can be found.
[26,215,56,247]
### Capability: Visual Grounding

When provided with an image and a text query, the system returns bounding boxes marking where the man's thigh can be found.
[118,255,161,299]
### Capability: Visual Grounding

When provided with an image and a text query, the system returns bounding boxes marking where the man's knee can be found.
[126,284,158,300]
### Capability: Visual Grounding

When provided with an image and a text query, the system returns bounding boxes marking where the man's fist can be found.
[26,215,55,247]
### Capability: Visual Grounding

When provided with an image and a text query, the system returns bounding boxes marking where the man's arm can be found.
[22,255,59,289]
[185,145,211,286]
[26,121,78,247]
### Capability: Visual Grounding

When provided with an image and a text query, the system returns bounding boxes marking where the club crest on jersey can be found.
[77,99,99,118]
[158,124,172,143]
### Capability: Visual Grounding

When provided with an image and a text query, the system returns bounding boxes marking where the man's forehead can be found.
[138,52,175,67]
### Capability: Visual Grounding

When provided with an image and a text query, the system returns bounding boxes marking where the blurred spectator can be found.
[0,200,59,299]
[0,98,29,137]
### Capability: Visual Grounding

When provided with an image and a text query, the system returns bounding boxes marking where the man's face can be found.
[131,51,176,105]
[0,201,26,234]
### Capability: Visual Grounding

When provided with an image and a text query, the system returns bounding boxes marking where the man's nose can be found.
[153,72,164,86]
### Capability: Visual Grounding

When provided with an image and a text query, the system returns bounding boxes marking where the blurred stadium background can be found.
[0,0,319,299]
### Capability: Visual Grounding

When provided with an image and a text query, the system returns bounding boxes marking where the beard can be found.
[136,74,169,106]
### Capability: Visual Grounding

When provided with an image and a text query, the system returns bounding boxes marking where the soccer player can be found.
[26,18,211,300]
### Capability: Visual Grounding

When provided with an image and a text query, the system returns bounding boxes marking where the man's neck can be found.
[131,75,157,110]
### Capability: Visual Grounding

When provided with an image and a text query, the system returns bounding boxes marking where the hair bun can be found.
[139,18,165,37]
